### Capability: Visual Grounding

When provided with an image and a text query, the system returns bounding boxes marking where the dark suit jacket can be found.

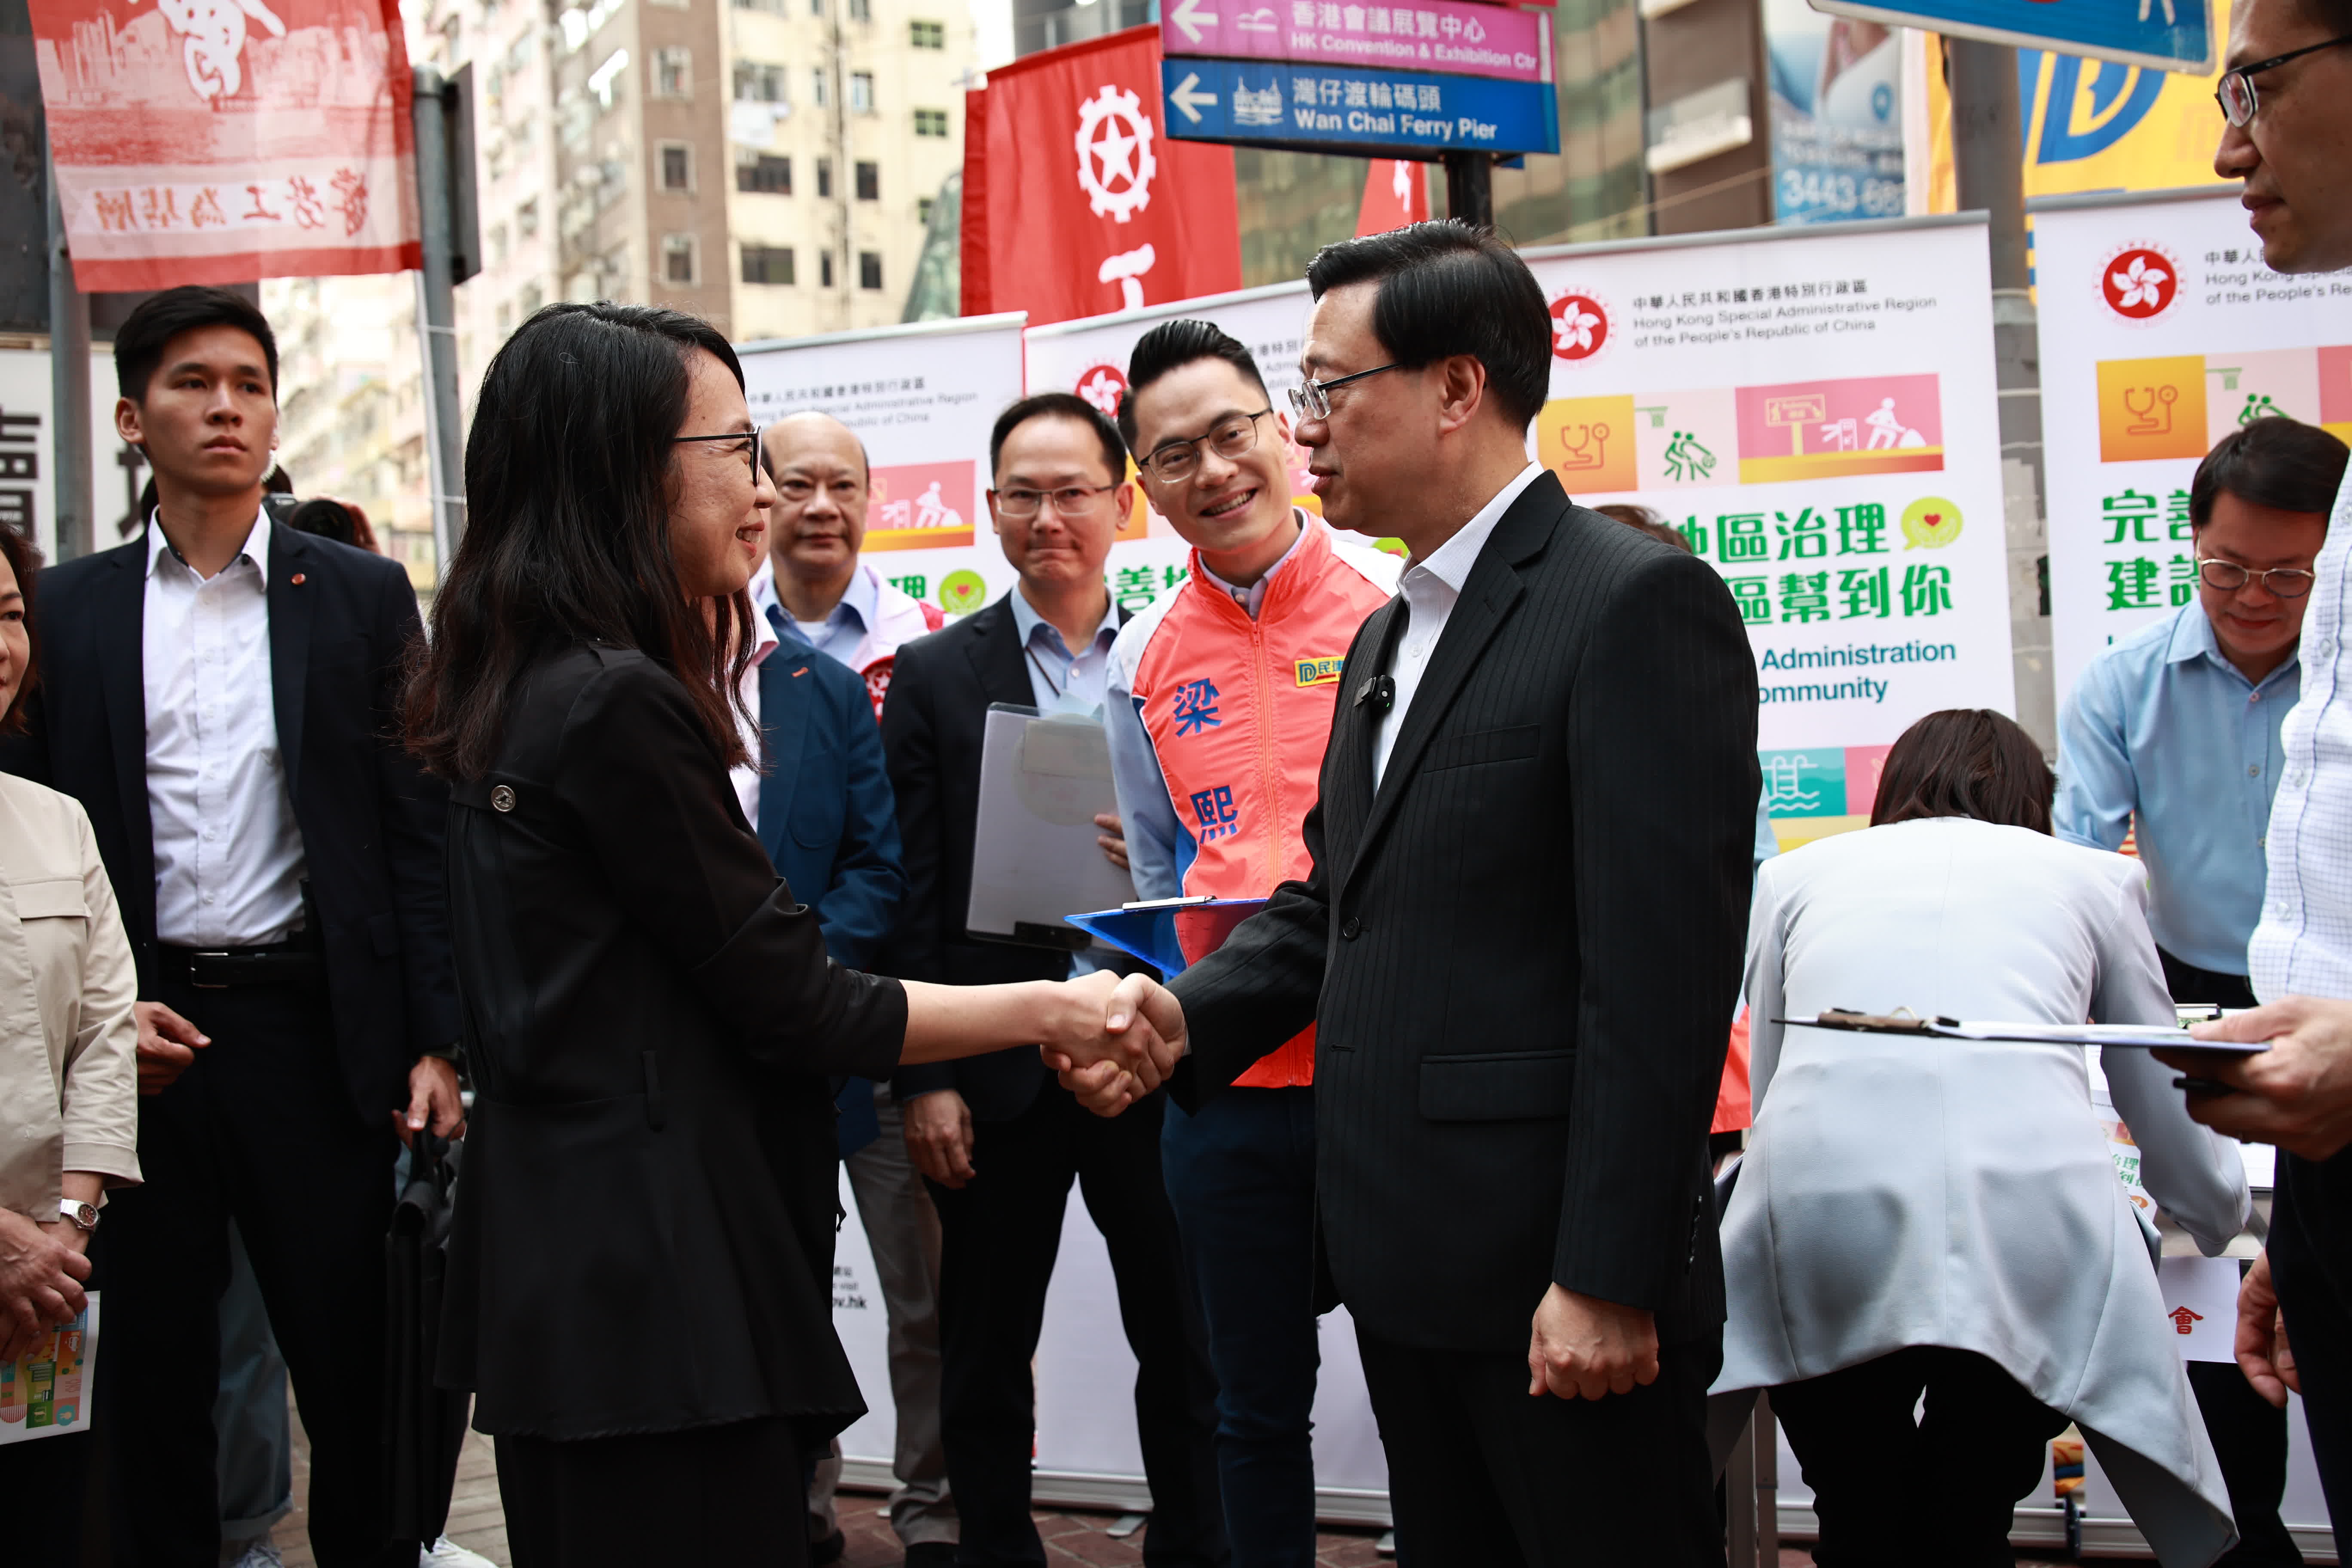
[756,642,904,972]
[1169,473,1760,1354]
[0,525,459,1123]
[436,643,906,1440]
[880,592,1132,1121]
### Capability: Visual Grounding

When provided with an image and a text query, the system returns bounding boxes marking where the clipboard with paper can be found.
[966,703,1136,950]
[1063,895,1271,977]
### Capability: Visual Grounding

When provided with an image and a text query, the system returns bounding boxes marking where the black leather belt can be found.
[157,942,321,989]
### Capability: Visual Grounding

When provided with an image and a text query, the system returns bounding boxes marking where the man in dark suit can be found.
[0,287,459,1568]
[882,393,1226,1568]
[1058,224,1760,1565]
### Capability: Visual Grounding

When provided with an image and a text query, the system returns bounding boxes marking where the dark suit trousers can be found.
[1354,1326,1724,1568]
[496,1418,808,1568]
[1772,1346,2069,1568]
[2272,1148,2352,1560]
[928,1083,1228,1568]
[99,979,410,1568]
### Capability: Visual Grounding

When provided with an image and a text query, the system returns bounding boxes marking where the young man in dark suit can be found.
[881,393,1227,1568]
[0,287,460,1568]
[1057,224,1760,1565]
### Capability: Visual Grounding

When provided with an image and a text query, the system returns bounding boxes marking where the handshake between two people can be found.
[1042,970,1190,1116]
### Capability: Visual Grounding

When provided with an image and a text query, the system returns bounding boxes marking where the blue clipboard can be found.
[1063,896,1269,976]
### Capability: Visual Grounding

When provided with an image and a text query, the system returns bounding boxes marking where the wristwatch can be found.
[57,1198,98,1233]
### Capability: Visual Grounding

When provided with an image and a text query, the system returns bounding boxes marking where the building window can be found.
[496,300,513,336]
[848,0,870,18]
[812,67,829,107]
[517,196,540,236]
[858,251,883,290]
[742,245,796,285]
[733,61,787,102]
[850,71,874,112]
[653,46,690,98]
[662,234,697,285]
[816,157,833,198]
[736,153,792,193]
[913,107,949,137]
[910,17,944,46]
[854,160,879,200]
[917,195,933,226]
[659,141,693,191]
[588,48,628,111]
[521,281,544,314]
[809,0,822,15]
[820,249,835,288]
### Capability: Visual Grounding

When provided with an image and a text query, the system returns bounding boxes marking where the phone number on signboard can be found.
[1778,171,1905,222]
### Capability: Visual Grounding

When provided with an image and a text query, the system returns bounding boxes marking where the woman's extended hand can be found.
[1041,971,1188,1114]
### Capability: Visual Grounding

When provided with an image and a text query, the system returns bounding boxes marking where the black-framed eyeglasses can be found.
[2197,555,2317,597]
[672,430,760,478]
[1287,364,1400,422]
[1139,409,1275,481]
[2216,33,2352,126]
[993,484,1117,519]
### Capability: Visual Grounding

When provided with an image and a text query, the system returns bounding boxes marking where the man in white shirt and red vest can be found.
[1104,320,1396,1567]
[2163,0,2352,1549]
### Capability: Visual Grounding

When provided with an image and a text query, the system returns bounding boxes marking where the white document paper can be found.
[967,705,1136,945]
[2157,1257,2241,1364]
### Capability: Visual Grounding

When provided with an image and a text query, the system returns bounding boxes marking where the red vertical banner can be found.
[1354,159,1428,237]
[28,0,421,290]
[962,25,1240,329]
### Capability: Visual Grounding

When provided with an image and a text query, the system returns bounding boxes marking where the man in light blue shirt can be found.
[2055,414,2344,1568]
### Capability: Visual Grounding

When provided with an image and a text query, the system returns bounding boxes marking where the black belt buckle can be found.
[184,949,317,989]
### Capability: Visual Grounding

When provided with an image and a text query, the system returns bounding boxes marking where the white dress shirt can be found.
[1371,463,1544,790]
[729,560,787,826]
[143,514,309,947]
[2250,467,2352,1001]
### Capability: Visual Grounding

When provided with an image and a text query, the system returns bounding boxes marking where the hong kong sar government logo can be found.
[2101,245,2179,322]
[1075,364,1128,422]
[1550,292,1610,361]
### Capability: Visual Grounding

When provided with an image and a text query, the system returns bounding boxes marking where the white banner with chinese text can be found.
[2033,189,2352,707]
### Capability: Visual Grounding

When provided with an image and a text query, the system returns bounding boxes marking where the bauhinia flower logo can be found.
[1549,292,1609,361]
[2101,246,2178,320]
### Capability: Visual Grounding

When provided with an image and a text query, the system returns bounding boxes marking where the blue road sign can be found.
[1159,58,1561,158]
[1810,0,2213,74]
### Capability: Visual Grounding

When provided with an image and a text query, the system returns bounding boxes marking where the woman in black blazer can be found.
[405,303,1169,1565]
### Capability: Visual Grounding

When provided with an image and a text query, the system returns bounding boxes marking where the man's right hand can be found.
[2238,1249,2299,1409]
[2162,995,2352,1159]
[0,1207,91,1363]
[904,1088,977,1188]
[134,1000,210,1094]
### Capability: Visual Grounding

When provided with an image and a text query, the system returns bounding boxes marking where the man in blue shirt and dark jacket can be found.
[2056,413,2349,1568]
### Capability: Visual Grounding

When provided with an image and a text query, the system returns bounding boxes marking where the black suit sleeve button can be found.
[1341,917,1362,940]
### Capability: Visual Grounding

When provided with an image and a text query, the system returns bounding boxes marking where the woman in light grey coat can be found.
[1720,709,2251,1568]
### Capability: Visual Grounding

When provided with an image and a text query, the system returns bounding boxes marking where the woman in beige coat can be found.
[0,522,139,1564]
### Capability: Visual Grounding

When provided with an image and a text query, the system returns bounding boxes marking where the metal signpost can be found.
[1158,0,1560,226]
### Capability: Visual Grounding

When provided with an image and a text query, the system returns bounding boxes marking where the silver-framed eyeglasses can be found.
[672,430,760,478]
[1139,409,1275,481]
[993,484,1117,519]
[2216,34,2352,125]
[2197,555,2316,597]
[1287,363,1400,422]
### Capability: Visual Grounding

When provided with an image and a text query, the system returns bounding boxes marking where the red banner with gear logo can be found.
[961,25,1240,329]
[28,0,422,290]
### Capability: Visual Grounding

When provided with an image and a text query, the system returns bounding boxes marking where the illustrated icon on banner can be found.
[2100,245,2179,321]
[1549,292,1609,361]
[1900,496,1963,548]
[1076,85,1157,221]
[1075,364,1128,422]
[940,570,988,615]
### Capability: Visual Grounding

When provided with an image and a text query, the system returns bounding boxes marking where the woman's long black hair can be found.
[405,302,757,780]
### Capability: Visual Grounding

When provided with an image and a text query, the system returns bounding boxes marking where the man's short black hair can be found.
[1118,319,1268,451]
[989,392,1127,485]
[1302,220,1551,429]
[113,286,279,403]
[2190,416,2348,527]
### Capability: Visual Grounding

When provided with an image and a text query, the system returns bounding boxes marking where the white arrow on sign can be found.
[1168,70,1219,123]
[1171,0,1219,44]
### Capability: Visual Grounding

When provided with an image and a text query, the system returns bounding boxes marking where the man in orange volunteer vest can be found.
[1105,321,1398,1566]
